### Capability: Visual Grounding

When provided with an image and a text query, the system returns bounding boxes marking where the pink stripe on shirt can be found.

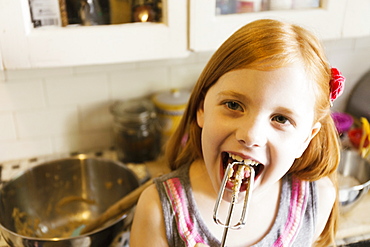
[273,177,309,246]
[164,178,206,246]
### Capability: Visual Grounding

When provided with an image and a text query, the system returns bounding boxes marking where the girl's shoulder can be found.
[313,176,336,239]
[130,183,169,246]
[154,163,192,195]
[315,176,336,209]
[315,176,335,192]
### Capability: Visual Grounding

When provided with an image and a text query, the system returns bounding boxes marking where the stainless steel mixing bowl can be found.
[0,157,139,247]
[338,149,370,213]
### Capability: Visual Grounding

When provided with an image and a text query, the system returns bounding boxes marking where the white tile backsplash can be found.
[52,131,112,154]
[73,62,137,75]
[0,80,45,111]
[355,36,370,49]
[169,62,204,89]
[110,67,169,100]
[79,102,112,132]
[0,113,16,141]
[324,38,356,51]
[1,37,370,163]
[0,70,5,82]
[15,107,79,138]
[45,74,110,106]
[0,138,53,162]
[4,67,74,81]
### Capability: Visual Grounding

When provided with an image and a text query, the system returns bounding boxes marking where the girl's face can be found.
[196,66,321,200]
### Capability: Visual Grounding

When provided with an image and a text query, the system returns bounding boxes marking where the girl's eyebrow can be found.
[217,90,248,101]
[274,106,298,118]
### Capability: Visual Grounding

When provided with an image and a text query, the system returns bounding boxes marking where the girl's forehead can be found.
[215,66,312,91]
[208,67,317,114]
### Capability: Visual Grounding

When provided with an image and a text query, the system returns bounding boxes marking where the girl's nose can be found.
[235,117,267,148]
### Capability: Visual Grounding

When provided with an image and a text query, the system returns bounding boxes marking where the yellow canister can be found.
[152,89,191,138]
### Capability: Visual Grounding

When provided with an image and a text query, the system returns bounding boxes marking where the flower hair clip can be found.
[329,67,345,106]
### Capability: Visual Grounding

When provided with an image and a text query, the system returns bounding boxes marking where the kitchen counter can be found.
[336,191,370,245]
[0,149,369,246]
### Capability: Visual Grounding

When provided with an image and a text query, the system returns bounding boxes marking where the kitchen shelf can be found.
[0,0,188,70]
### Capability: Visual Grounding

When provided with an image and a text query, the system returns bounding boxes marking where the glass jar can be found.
[110,98,162,163]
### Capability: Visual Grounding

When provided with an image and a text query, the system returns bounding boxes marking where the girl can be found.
[130,19,344,247]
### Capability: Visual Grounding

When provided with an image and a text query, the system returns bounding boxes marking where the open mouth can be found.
[221,152,264,191]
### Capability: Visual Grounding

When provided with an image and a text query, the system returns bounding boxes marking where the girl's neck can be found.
[189,159,219,199]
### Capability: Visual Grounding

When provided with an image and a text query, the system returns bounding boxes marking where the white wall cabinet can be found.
[0,0,188,70]
[342,0,370,38]
[189,0,370,52]
[1,0,369,70]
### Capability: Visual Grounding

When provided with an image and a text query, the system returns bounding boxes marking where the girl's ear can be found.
[196,100,205,128]
[295,122,321,159]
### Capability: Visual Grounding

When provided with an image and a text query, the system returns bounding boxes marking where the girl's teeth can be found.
[229,153,258,166]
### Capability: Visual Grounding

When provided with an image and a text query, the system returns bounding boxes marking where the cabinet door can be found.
[189,0,347,52]
[342,0,370,38]
[0,0,188,70]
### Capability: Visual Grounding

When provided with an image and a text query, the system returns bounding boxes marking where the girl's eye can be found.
[272,115,290,125]
[225,101,243,111]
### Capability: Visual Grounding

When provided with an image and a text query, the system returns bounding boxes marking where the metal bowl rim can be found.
[339,178,370,191]
[1,156,138,185]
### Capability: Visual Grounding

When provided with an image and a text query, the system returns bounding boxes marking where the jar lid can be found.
[110,98,156,121]
[152,89,191,111]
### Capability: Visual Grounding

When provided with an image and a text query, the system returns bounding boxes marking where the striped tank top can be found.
[154,164,317,247]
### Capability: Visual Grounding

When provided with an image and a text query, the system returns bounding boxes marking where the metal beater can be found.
[213,161,255,247]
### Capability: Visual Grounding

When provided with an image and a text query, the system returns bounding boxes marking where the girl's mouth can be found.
[221,152,264,192]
